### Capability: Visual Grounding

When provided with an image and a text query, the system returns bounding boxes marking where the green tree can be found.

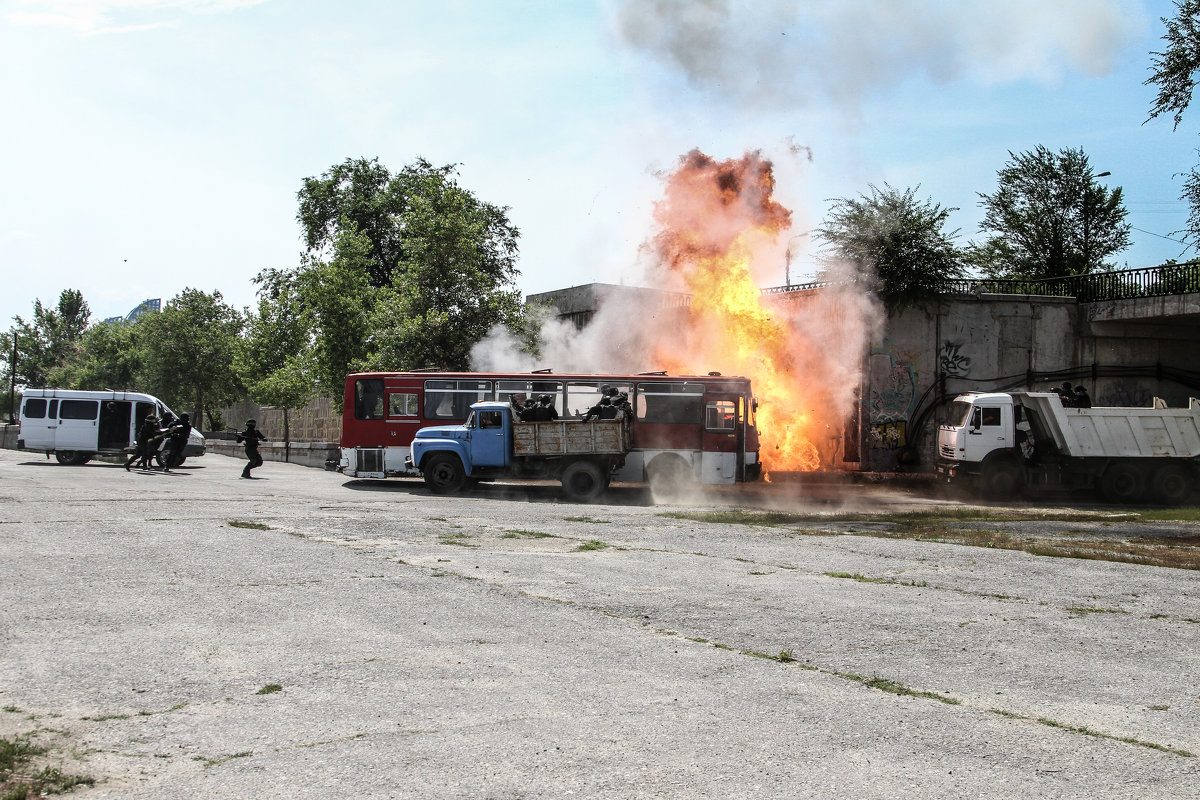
[1146,0,1200,130]
[969,146,1130,279]
[1146,1,1200,248]
[140,289,244,429]
[817,184,965,310]
[47,319,145,390]
[235,269,318,456]
[1,289,91,389]
[290,156,526,388]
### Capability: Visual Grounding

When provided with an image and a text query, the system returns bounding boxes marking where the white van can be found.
[17,389,206,466]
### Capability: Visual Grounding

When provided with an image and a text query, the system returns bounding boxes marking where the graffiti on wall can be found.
[1099,381,1151,408]
[939,340,972,377]
[868,348,918,453]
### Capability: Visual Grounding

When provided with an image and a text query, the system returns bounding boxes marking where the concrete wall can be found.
[858,294,1200,472]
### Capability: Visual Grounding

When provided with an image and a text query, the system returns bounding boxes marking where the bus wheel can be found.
[1151,465,1193,505]
[561,460,607,503]
[981,460,1022,500]
[54,451,88,466]
[423,454,467,494]
[1101,463,1147,504]
[648,454,692,499]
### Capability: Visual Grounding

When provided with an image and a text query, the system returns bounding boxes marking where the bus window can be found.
[497,380,562,415]
[424,380,492,420]
[388,392,419,417]
[637,382,704,424]
[565,382,631,419]
[355,379,385,420]
[23,399,47,419]
[705,400,736,432]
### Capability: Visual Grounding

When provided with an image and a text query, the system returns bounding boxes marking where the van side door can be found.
[55,399,100,452]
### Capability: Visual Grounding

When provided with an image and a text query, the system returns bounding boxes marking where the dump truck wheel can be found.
[423,453,467,494]
[1151,465,1193,505]
[54,451,89,466]
[1102,462,1147,504]
[981,460,1022,500]
[561,460,607,502]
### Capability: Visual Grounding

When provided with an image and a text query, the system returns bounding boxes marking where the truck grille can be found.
[939,443,956,459]
[356,448,384,474]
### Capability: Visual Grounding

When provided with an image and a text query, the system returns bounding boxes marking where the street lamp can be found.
[785,232,810,287]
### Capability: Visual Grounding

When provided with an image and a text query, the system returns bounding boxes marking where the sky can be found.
[1,0,1197,328]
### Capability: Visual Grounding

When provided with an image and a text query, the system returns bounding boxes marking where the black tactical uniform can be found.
[162,414,192,472]
[237,419,267,478]
[126,415,159,471]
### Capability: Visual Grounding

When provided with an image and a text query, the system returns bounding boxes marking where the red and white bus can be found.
[338,371,761,486]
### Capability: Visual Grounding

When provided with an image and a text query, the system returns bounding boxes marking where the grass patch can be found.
[564,516,610,524]
[227,520,271,530]
[1064,606,1129,618]
[503,530,559,539]
[661,508,1200,570]
[988,709,1193,757]
[824,572,928,587]
[575,539,609,551]
[0,734,94,798]
[255,684,282,695]
[437,532,478,548]
[200,751,254,769]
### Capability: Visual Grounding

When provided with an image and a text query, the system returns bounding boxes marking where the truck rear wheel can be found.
[423,453,467,494]
[1151,465,1193,505]
[1101,463,1147,504]
[647,454,692,498]
[561,460,607,503]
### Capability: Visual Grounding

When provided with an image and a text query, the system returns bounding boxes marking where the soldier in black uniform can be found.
[161,413,192,472]
[126,413,159,471]
[236,418,267,478]
[532,394,559,421]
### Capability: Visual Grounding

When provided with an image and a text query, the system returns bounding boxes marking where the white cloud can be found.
[7,0,268,34]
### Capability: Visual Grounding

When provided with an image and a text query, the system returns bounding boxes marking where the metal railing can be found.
[760,260,1200,303]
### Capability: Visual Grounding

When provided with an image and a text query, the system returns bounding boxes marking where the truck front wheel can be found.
[423,453,467,494]
[981,460,1022,500]
[561,460,607,503]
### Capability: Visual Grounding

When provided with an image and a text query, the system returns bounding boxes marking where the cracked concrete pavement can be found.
[1,448,1198,798]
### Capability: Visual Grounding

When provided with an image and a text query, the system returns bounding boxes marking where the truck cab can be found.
[937,392,1025,497]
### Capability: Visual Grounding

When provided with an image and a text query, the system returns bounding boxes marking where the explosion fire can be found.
[643,149,870,473]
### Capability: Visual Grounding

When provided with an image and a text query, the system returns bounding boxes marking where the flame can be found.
[644,149,853,473]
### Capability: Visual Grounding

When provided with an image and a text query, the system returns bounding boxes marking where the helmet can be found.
[599,396,611,405]
[539,394,552,404]
[603,386,618,396]
[180,413,190,420]
[247,419,257,427]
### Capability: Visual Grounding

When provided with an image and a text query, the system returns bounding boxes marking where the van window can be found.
[60,400,98,420]
[23,399,47,419]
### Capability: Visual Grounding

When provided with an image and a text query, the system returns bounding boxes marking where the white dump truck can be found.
[936,391,1200,503]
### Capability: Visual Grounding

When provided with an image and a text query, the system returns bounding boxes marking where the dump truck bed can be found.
[512,418,632,457]
[1016,393,1200,459]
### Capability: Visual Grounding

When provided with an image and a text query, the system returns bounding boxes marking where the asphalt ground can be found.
[1,449,1198,799]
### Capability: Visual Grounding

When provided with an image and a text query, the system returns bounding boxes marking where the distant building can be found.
[103,298,161,326]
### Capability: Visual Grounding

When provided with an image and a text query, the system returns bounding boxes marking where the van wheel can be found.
[561,460,607,502]
[1151,465,1193,505]
[981,460,1022,500]
[423,454,467,494]
[1101,463,1147,504]
[54,451,89,466]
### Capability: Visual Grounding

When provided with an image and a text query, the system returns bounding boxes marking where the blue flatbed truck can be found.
[406,401,633,502]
